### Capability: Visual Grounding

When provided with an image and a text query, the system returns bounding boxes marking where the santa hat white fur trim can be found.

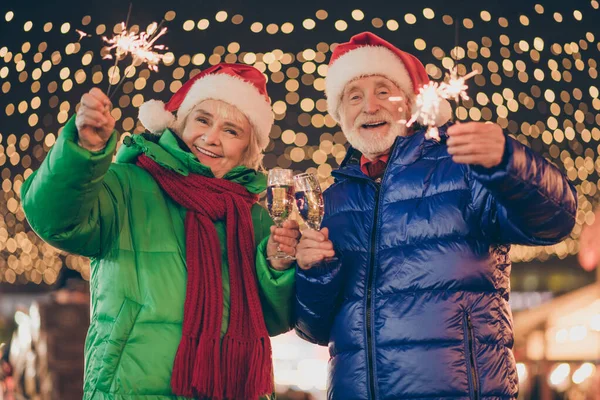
[139,74,274,150]
[326,46,414,123]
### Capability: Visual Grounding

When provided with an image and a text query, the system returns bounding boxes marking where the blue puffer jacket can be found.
[295,126,577,400]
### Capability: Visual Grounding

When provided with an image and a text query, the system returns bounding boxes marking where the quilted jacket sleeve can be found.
[253,205,296,337]
[470,135,577,245]
[294,259,344,346]
[255,236,296,337]
[21,115,127,258]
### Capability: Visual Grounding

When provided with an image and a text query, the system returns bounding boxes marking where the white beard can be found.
[341,112,408,159]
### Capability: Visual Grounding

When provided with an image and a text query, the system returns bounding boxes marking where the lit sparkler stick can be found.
[103,22,135,96]
[104,23,169,100]
[103,3,135,97]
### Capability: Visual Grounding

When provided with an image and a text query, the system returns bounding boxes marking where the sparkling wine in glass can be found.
[293,173,324,230]
[266,168,295,261]
[294,172,337,263]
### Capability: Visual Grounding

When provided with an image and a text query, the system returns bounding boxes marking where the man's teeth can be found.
[362,121,387,128]
[194,145,221,158]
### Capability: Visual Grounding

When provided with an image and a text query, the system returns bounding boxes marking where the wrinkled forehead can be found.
[343,75,401,96]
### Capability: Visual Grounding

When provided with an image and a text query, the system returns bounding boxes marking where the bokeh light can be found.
[0,3,599,286]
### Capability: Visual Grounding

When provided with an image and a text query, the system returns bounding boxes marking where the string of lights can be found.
[0,2,599,285]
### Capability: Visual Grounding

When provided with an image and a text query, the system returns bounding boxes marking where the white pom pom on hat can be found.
[138,63,274,151]
[138,99,176,133]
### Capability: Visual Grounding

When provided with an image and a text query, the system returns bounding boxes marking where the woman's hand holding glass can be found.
[266,220,300,270]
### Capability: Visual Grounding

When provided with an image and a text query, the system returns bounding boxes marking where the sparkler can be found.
[439,67,479,102]
[104,3,134,96]
[396,67,480,141]
[407,83,443,128]
[406,83,445,141]
[100,4,168,99]
[103,22,168,98]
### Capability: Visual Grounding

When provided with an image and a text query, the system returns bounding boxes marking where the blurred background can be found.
[0,0,598,398]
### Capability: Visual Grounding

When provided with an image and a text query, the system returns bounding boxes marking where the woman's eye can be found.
[226,129,238,136]
[196,118,208,124]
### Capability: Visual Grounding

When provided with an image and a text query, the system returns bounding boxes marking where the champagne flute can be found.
[266,168,295,261]
[293,172,338,263]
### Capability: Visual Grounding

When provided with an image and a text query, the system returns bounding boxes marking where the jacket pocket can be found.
[463,311,480,400]
[94,297,142,393]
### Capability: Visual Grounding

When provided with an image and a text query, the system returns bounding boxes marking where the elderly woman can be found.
[21,63,300,400]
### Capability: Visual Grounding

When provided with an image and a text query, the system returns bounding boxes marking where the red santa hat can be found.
[326,32,451,126]
[138,63,273,150]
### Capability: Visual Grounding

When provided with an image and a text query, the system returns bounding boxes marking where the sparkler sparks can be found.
[394,67,480,141]
[75,29,91,42]
[101,21,169,97]
[406,83,443,128]
[439,67,479,102]
[102,22,139,60]
[406,83,445,141]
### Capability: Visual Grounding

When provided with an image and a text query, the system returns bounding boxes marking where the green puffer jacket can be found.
[21,116,295,400]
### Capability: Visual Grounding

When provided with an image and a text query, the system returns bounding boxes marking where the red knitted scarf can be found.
[136,154,273,400]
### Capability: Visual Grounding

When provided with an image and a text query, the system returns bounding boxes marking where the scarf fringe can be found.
[170,335,196,397]
[219,335,274,400]
[192,335,223,399]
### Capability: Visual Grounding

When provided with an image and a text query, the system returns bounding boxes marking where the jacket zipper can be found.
[464,312,480,400]
[366,180,381,400]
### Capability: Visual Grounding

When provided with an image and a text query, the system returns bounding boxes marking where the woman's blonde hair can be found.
[175,100,265,171]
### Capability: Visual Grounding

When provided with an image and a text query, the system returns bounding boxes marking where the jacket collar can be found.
[332,125,450,182]
[115,130,266,194]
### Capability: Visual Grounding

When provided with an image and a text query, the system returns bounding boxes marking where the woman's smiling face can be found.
[180,99,252,178]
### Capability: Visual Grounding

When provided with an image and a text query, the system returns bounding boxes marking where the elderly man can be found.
[294,32,577,400]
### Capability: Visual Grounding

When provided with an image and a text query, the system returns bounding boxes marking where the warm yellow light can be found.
[352,10,364,21]
[197,19,210,30]
[549,364,570,388]
[182,20,194,31]
[303,19,316,30]
[250,22,263,33]
[572,363,595,385]
[335,20,347,31]
[215,11,228,22]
